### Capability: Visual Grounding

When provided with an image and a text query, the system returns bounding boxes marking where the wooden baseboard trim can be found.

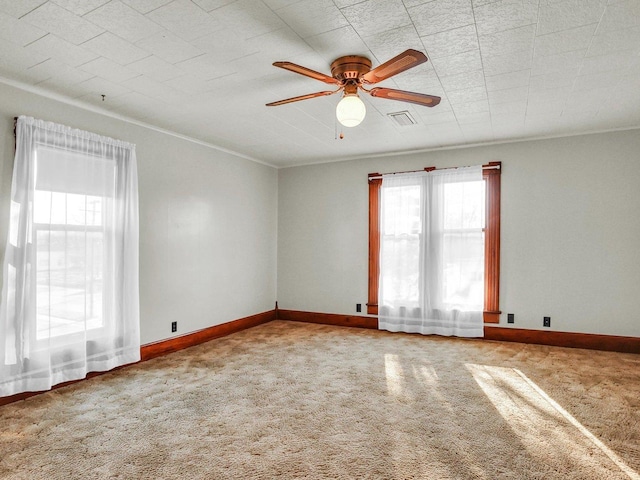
[484,326,640,354]
[0,309,277,407]
[141,309,276,361]
[0,365,133,407]
[277,309,378,329]
[277,309,639,354]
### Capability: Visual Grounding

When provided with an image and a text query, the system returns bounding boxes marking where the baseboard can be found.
[141,309,276,361]
[277,309,377,329]
[484,326,640,354]
[0,309,277,407]
[0,365,133,407]
[277,309,640,354]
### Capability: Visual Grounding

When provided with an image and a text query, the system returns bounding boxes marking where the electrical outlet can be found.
[543,317,551,328]
[507,313,514,324]
[171,321,177,333]
[356,303,361,313]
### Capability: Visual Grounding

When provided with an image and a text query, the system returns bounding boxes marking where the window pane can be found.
[442,179,485,309]
[444,180,485,230]
[36,229,103,340]
[33,191,51,224]
[67,193,102,226]
[381,234,421,306]
[85,196,102,226]
[66,194,87,226]
[50,192,67,225]
[443,231,484,309]
[35,191,103,227]
[381,182,422,307]
[383,185,421,235]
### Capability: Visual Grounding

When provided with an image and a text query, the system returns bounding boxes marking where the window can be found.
[368,162,501,323]
[33,146,115,341]
[0,116,139,397]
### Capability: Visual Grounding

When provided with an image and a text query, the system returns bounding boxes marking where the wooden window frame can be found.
[367,161,501,323]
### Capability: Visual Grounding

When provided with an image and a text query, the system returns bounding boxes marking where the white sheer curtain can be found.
[378,165,485,337]
[0,116,140,397]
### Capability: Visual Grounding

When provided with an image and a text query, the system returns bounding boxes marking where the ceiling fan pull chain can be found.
[334,116,345,140]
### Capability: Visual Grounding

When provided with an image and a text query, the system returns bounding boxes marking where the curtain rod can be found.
[368,164,500,181]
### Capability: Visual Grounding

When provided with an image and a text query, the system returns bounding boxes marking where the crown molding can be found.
[0,76,277,169]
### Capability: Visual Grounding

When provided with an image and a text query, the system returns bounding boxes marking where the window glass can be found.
[443,180,485,308]
[33,146,111,340]
[443,180,485,230]
[380,183,422,307]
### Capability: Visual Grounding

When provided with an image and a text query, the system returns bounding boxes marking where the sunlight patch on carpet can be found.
[384,353,404,397]
[514,368,640,480]
[467,363,640,480]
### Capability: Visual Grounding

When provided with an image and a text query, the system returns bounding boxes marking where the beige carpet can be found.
[1,320,639,480]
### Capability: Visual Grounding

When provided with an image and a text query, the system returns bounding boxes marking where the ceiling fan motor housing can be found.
[330,56,372,82]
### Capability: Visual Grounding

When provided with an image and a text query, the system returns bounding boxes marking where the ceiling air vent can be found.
[387,110,417,126]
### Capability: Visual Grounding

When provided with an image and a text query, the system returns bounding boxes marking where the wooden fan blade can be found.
[362,49,428,84]
[266,89,340,106]
[273,61,339,84]
[368,87,441,107]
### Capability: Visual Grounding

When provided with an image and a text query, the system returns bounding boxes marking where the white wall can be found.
[0,82,278,345]
[277,130,640,337]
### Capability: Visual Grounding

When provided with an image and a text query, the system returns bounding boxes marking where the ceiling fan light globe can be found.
[336,95,366,127]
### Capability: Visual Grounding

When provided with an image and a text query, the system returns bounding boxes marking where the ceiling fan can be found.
[266,49,441,127]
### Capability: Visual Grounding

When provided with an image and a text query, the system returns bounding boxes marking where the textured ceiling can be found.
[1,0,639,168]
